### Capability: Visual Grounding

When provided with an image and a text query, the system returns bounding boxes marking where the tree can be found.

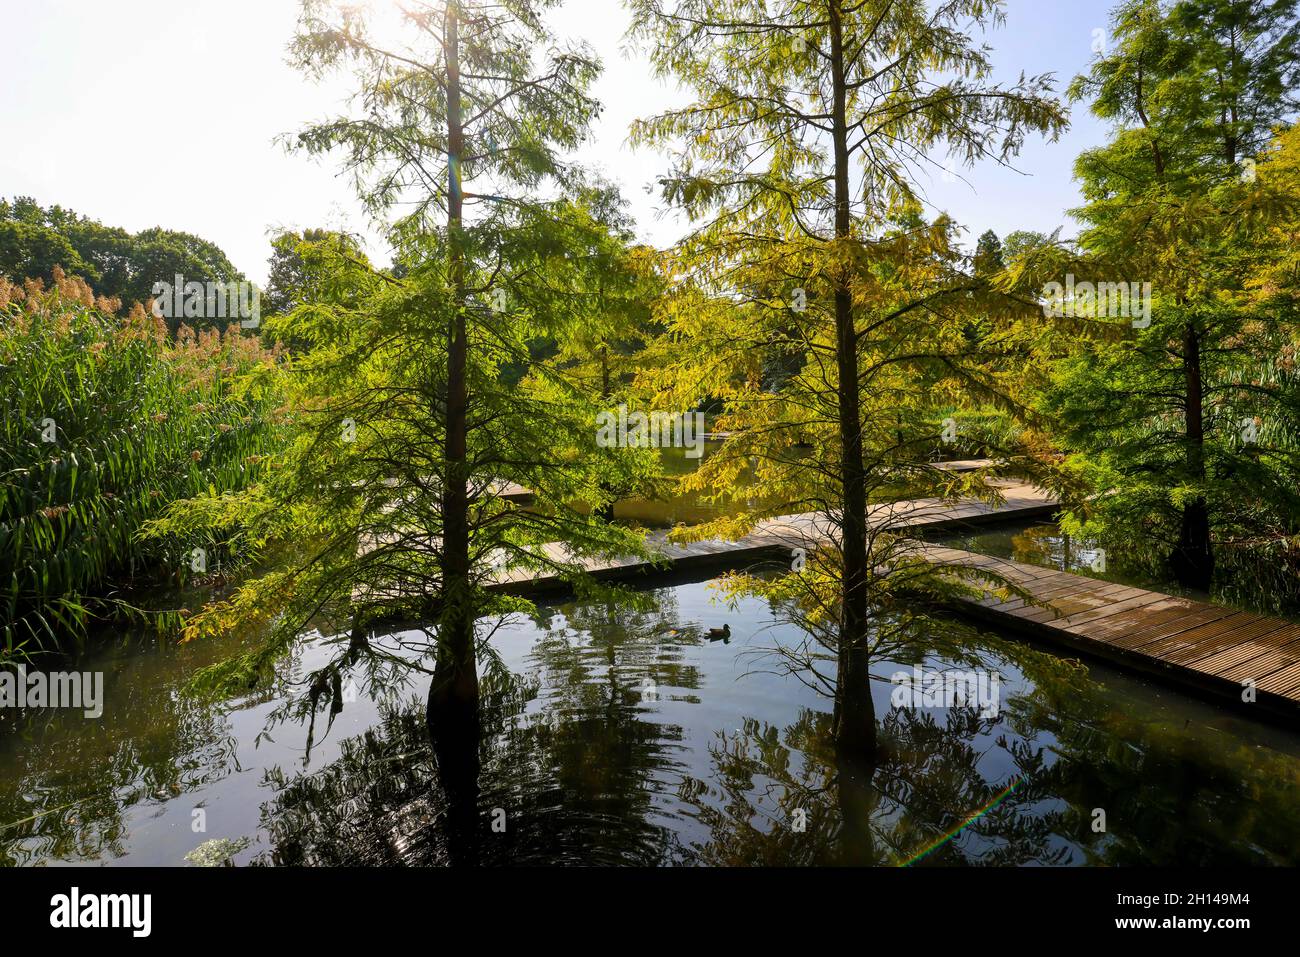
[1000,229,1051,264]
[1044,0,1300,596]
[539,184,668,517]
[545,185,664,406]
[161,0,658,798]
[974,229,1005,277]
[627,0,1066,757]
[0,219,98,287]
[262,228,370,319]
[290,0,607,750]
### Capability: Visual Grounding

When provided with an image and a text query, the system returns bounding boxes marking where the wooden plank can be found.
[1138,612,1264,663]
[1056,591,1174,631]
[1207,625,1300,677]
[1159,616,1289,670]
[1258,661,1300,695]
[1103,604,1241,651]
[981,576,1097,613]
[1166,619,1300,670]
[1215,642,1300,685]
[1069,599,1200,642]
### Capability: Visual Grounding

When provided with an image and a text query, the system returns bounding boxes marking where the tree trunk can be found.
[429,2,480,743]
[1172,320,1214,590]
[594,343,616,522]
[835,742,878,864]
[828,0,876,759]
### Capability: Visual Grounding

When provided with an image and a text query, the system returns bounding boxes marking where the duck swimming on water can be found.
[706,623,731,641]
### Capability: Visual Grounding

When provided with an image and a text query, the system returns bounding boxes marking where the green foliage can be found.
[1041,0,1300,602]
[0,220,98,288]
[628,0,1066,226]
[626,0,1068,712]
[262,228,370,320]
[0,271,286,661]
[162,211,662,699]
[153,0,662,705]
[1070,0,1300,183]
[974,230,1005,277]
[543,184,667,404]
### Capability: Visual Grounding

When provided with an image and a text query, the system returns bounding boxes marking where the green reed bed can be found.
[0,270,286,661]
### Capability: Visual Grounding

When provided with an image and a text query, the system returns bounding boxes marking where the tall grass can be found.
[0,269,285,661]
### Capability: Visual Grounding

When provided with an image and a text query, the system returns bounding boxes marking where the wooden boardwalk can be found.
[365,471,1300,717]
[916,544,1300,717]
[488,478,1058,594]
[487,480,1300,718]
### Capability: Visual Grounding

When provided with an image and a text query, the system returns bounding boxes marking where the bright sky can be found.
[0,0,1116,284]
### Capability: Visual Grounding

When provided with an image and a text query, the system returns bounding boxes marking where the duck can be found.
[706,623,731,642]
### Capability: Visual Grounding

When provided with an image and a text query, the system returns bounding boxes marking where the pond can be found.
[4,570,1300,866]
[608,441,764,526]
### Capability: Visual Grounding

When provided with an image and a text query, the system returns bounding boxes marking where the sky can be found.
[0,0,1119,284]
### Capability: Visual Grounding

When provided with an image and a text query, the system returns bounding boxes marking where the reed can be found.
[0,269,285,661]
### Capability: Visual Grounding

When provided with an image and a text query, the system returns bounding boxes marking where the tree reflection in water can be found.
[255,687,1078,865]
[0,632,269,866]
[11,582,1300,865]
[257,579,1300,866]
[677,704,1071,866]
[258,593,697,865]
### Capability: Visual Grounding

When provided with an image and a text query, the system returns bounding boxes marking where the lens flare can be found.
[898,777,1023,867]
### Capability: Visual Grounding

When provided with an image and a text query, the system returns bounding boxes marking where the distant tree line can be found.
[0,196,244,328]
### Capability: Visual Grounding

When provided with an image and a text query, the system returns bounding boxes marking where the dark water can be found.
[611,442,763,526]
[4,572,1300,867]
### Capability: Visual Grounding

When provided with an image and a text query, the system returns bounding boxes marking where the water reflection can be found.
[6,578,1300,866]
[612,442,765,527]
[932,522,1184,595]
[677,705,1071,866]
[0,632,264,866]
[248,583,1300,867]
[257,597,699,865]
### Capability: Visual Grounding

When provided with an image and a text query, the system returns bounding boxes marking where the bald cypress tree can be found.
[1046,0,1300,596]
[157,2,658,784]
[628,0,1065,756]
